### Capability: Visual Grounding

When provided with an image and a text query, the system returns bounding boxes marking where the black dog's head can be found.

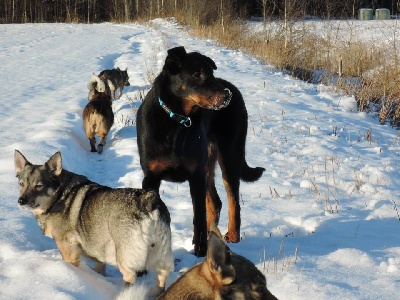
[162,46,232,112]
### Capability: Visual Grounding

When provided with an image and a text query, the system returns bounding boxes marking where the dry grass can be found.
[259,241,299,276]
[176,14,400,128]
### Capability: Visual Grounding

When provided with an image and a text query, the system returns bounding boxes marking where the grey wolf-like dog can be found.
[99,67,130,100]
[14,150,174,297]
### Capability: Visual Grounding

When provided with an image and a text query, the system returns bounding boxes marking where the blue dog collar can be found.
[158,98,192,127]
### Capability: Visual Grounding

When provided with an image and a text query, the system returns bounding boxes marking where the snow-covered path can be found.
[0,19,399,299]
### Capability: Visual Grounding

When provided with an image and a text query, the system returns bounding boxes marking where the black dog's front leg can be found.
[189,175,208,257]
[142,174,162,193]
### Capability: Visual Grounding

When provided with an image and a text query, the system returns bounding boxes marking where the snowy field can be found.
[248,18,400,45]
[0,19,399,299]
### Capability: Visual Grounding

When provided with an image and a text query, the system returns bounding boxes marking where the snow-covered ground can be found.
[248,18,400,45]
[0,19,399,300]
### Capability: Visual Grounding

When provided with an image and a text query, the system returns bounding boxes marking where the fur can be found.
[136,46,265,256]
[158,223,278,300]
[99,67,130,100]
[82,91,114,153]
[14,150,174,298]
[87,74,108,101]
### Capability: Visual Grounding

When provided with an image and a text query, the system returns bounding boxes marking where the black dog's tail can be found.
[241,161,265,182]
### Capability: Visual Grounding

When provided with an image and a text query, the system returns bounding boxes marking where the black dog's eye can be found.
[35,183,43,190]
[192,72,201,79]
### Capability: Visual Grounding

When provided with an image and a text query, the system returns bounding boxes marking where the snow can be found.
[1,18,399,300]
[248,19,400,46]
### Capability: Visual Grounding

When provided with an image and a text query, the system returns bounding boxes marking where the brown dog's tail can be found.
[241,161,265,182]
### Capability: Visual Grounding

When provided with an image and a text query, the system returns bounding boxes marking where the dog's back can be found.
[82,92,114,153]
[14,150,174,297]
[158,224,278,300]
[99,68,130,100]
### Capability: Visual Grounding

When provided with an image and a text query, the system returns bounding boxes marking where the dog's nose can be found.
[18,197,27,205]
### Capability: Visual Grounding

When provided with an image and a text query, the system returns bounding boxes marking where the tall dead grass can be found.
[177,15,400,127]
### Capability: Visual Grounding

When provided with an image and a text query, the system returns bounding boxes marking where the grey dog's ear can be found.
[46,152,63,178]
[207,230,236,285]
[163,46,187,75]
[14,150,31,175]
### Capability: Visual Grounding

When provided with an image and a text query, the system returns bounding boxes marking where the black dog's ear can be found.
[203,55,217,70]
[164,46,187,75]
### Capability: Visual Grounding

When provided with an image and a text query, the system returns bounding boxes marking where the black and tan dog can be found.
[158,223,278,300]
[83,88,114,154]
[136,46,265,256]
[99,67,130,100]
[14,150,174,297]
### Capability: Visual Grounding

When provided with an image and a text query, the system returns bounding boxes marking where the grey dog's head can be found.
[121,68,130,87]
[14,150,61,216]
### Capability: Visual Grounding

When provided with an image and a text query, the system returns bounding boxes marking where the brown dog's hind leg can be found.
[97,144,103,154]
[89,137,97,152]
[97,134,107,154]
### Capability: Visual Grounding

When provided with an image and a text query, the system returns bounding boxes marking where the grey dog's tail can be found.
[241,161,265,182]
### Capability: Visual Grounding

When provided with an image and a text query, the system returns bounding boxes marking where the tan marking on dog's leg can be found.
[149,160,172,174]
[117,262,136,284]
[222,178,240,243]
[149,269,169,297]
[206,191,217,230]
[206,142,221,231]
[55,238,81,267]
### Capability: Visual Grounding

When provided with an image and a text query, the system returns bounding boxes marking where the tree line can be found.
[1,0,398,24]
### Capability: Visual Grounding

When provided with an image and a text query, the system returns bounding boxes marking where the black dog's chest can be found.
[173,126,206,158]
[151,122,208,181]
